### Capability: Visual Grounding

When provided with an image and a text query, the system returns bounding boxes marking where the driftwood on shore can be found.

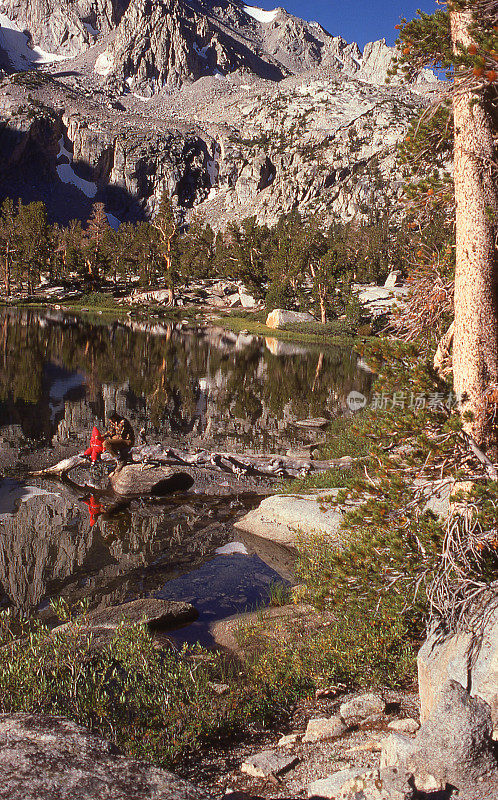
[30,445,354,495]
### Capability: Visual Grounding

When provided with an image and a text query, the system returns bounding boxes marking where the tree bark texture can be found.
[451,8,498,452]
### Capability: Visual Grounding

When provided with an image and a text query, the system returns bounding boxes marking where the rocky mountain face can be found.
[0,0,128,56]
[0,1,438,228]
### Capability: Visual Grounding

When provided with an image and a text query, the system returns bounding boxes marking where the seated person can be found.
[103,411,135,464]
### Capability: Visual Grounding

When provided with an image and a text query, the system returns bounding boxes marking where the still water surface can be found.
[0,309,371,640]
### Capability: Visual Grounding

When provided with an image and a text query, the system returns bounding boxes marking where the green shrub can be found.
[0,605,279,766]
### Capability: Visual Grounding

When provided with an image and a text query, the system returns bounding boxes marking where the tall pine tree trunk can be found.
[451,8,498,454]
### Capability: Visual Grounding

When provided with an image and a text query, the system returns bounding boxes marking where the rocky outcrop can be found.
[0,1,128,56]
[96,0,423,94]
[0,0,430,229]
[234,490,344,548]
[96,0,288,92]
[0,713,205,799]
[417,599,498,735]
[381,680,497,795]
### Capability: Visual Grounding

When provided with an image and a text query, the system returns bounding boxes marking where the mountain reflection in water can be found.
[0,309,372,633]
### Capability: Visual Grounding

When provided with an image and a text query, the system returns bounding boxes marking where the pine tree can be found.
[395,1,498,456]
[151,194,178,305]
[0,199,16,296]
[85,202,111,284]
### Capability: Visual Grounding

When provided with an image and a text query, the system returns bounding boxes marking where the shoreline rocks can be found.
[234,490,344,548]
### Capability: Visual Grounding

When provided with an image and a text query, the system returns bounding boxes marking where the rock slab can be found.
[266,309,316,329]
[53,598,198,650]
[81,598,198,631]
[0,713,204,800]
[234,491,344,548]
[240,749,299,778]
[307,768,365,798]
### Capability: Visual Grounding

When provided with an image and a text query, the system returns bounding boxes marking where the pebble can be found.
[277,733,300,747]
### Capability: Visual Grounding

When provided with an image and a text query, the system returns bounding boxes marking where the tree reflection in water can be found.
[0,309,372,626]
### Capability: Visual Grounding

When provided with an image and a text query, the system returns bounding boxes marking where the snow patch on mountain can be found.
[0,12,65,69]
[244,5,279,23]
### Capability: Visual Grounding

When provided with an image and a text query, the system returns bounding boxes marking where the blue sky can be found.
[258,1,440,48]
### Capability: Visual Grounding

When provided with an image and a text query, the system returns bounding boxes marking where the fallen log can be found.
[29,446,356,494]
[133,445,356,479]
[31,454,88,478]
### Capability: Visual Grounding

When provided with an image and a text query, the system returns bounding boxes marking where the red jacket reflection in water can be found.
[83,495,104,527]
[83,427,104,463]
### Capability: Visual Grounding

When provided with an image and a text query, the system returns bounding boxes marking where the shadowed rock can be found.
[0,713,205,799]
[109,464,194,497]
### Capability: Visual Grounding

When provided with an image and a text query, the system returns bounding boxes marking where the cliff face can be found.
[0,2,438,228]
[0,0,128,56]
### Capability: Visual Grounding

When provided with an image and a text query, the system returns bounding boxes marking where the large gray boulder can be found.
[110,464,194,497]
[0,713,205,799]
[234,490,344,548]
[407,680,496,789]
[418,602,498,734]
[382,681,497,794]
[266,309,316,329]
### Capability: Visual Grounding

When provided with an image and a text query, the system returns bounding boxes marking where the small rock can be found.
[307,768,365,798]
[277,733,300,747]
[380,732,417,770]
[384,270,403,288]
[208,683,230,695]
[339,693,386,726]
[303,716,347,743]
[240,749,299,778]
[239,292,257,309]
[387,718,420,734]
[292,417,328,429]
[320,768,412,800]
[345,740,381,753]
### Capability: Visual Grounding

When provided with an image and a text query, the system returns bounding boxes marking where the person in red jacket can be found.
[83,426,104,463]
[82,495,104,527]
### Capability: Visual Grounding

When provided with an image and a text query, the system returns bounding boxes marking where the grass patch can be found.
[0,605,284,767]
[66,292,124,311]
[280,467,359,494]
[243,604,417,694]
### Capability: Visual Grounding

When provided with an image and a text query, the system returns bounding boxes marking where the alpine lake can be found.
[0,307,372,644]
